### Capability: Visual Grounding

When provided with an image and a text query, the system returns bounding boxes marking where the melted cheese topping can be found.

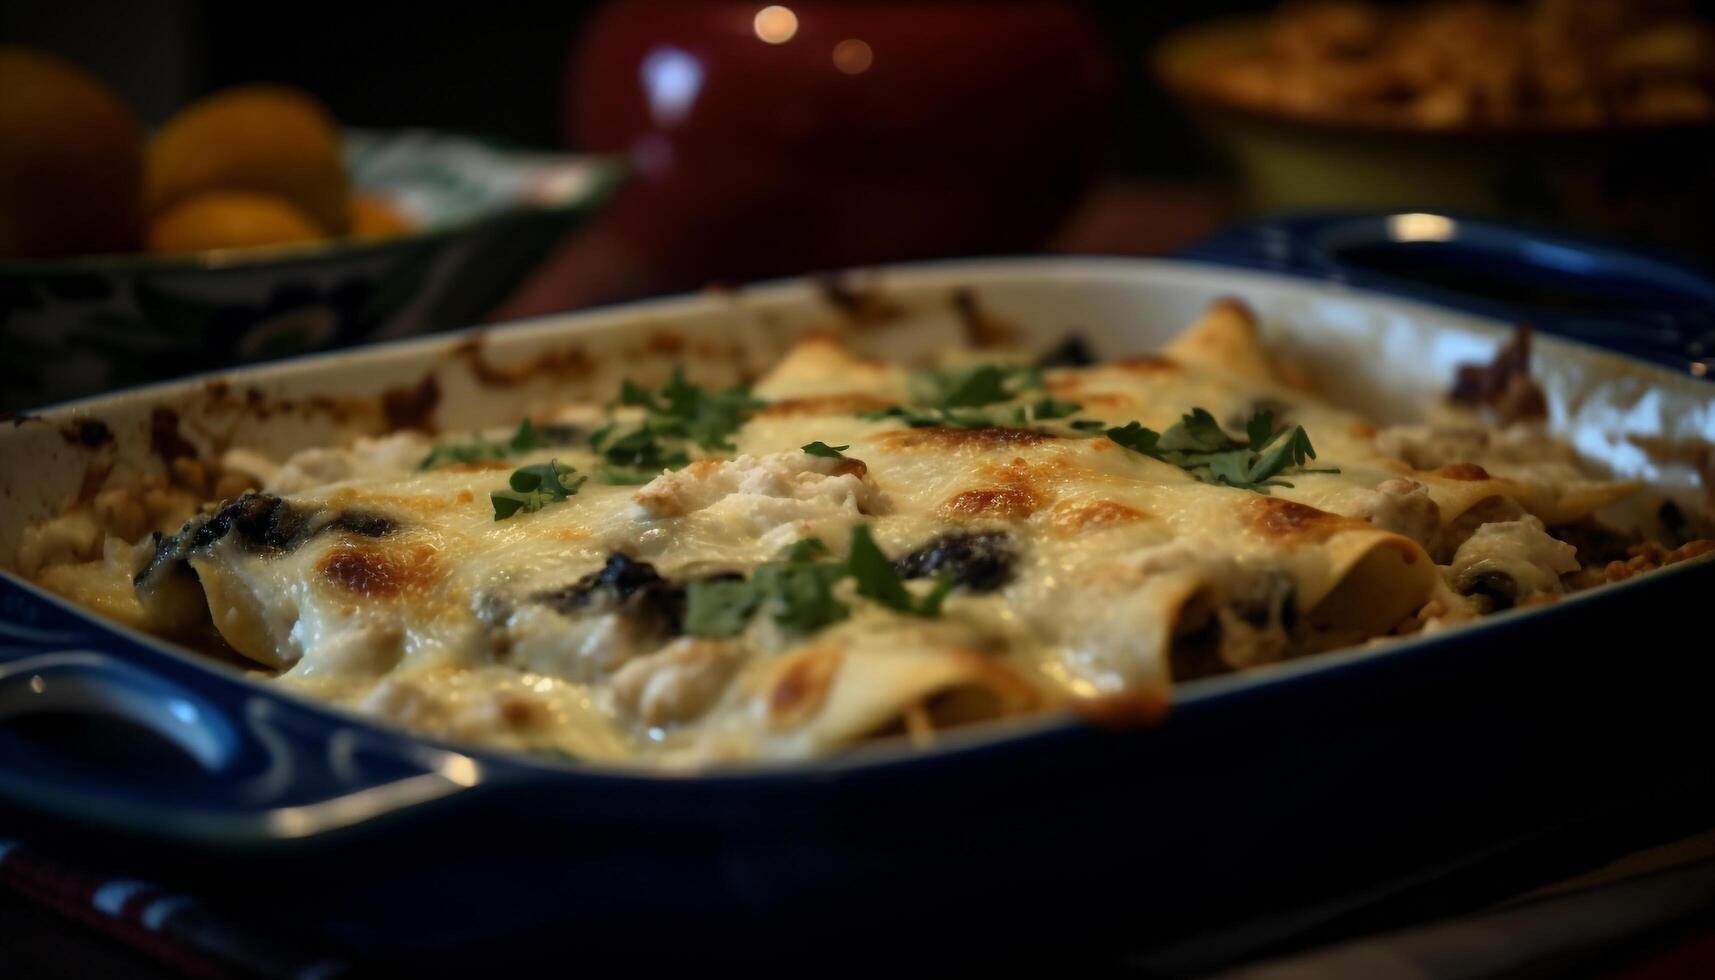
[29,300,1667,769]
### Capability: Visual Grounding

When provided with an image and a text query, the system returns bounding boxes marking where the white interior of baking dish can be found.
[3,256,1710,571]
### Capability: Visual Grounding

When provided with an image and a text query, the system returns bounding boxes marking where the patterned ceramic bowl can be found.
[0,130,624,412]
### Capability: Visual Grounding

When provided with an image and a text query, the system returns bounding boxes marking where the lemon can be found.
[147,85,348,234]
[0,47,144,258]
[146,190,324,254]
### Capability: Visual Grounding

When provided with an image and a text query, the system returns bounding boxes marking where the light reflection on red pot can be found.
[566,0,1115,290]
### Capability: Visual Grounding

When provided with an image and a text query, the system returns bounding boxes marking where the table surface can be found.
[3,832,1713,978]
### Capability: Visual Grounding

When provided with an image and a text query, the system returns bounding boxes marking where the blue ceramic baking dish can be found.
[1,236,1712,968]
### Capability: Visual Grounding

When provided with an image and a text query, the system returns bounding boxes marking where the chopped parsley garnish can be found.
[682,578,762,638]
[683,526,952,638]
[1004,396,1083,425]
[857,361,1091,431]
[1105,420,1162,456]
[784,537,829,561]
[591,423,691,480]
[684,536,847,637]
[491,459,586,520]
[1105,408,1337,494]
[754,548,850,634]
[801,441,850,458]
[858,405,996,429]
[847,525,954,616]
[420,418,570,469]
[590,368,762,484]
[591,463,667,486]
[619,367,764,452]
[908,363,1042,410]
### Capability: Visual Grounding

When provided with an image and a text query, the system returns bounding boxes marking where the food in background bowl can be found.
[1154,2,1715,257]
[1174,0,1715,130]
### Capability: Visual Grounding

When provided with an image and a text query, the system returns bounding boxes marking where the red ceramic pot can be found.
[567,0,1114,290]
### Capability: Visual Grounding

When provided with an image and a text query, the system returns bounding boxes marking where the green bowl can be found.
[0,130,625,411]
[1153,18,1715,259]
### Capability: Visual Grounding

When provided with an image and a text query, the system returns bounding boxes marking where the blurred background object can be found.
[558,0,1116,294]
[0,0,1258,329]
[0,48,145,260]
[0,5,622,410]
[0,121,619,410]
[1156,0,1715,257]
[4,0,1714,408]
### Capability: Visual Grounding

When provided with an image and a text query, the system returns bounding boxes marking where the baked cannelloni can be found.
[21,298,1711,766]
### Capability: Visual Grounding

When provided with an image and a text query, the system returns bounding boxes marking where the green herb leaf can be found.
[907,363,1044,410]
[1003,396,1085,426]
[508,419,541,454]
[656,367,765,451]
[847,524,912,609]
[865,365,1083,431]
[1106,408,1337,494]
[802,441,850,458]
[1159,408,1236,453]
[420,436,504,469]
[589,421,617,451]
[618,378,661,412]
[859,405,945,428]
[787,537,829,561]
[1245,410,1277,452]
[492,459,585,520]
[1246,425,1322,490]
[756,560,849,633]
[847,525,946,617]
[1068,419,1108,432]
[490,490,537,520]
[509,459,585,500]
[601,425,656,458]
[688,537,852,637]
[422,419,575,470]
[1204,450,1257,488]
[1105,421,1165,459]
[591,463,662,485]
[1027,396,1083,421]
[598,369,763,473]
[858,406,907,421]
[595,424,692,477]
[683,528,960,636]
[907,364,1026,409]
[684,578,761,637]
[745,538,849,634]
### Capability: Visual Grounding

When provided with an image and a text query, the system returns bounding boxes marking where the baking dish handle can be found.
[1182,211,1715,378]
[0,577,491,847]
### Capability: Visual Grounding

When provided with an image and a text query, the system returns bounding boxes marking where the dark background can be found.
[1,0,1266,177]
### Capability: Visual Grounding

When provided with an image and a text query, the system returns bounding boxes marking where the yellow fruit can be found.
[348,193,413,239]
[0,47,144,258]
[146,191,324,254]
[147,85,349,235]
